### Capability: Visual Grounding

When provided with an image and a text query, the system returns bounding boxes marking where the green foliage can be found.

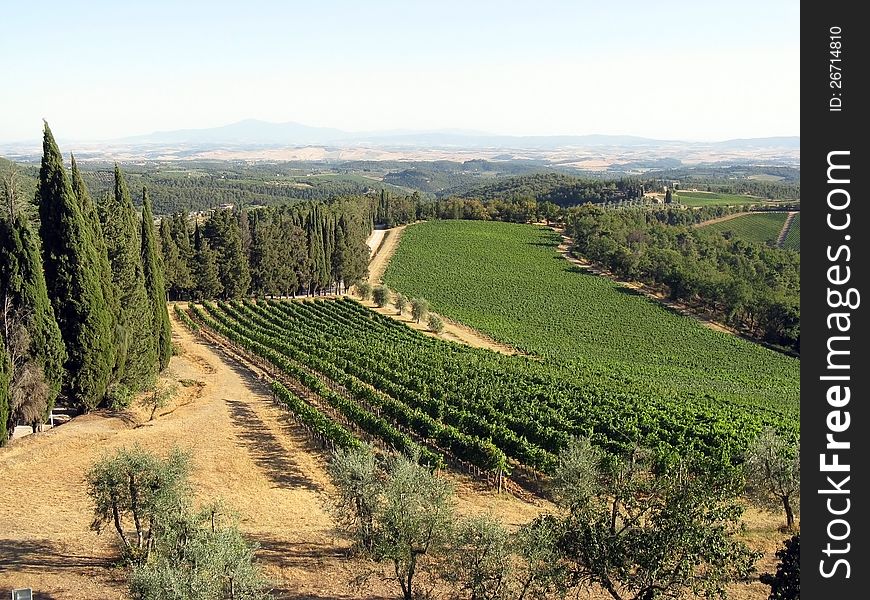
[141,190,173,371]
[427,313,443,334]
[410,297,429,324]
[203,209,251,299]
[512,515,569,600]
[355,281,372,300]
[554,444,759,600]
[674,190,769,207]
[764,534,800,600]
[700,212,789,246]
[393,292,408,314]
[128,503,268,600]
[87,445,191,565]
[441,514,511,600]
[101,165,157,394]
[173,304,199,333]
[782,213,800,251]
[745,427,800,528]
[385,220,800,416]
[140,380,178,421]
[0,216,66,417]
[37,123,115,411]
[192,225,224,300]
[328,448,454,600]
[372,284,390,308]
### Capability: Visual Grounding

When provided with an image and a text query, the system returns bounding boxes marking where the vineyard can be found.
[383,220,800,411]
[782,212,801,251]
[179,296,799,487]
[700,212,790,246]
[673,190,765,206]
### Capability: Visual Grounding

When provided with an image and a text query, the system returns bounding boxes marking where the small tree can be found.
[410,298,429,324]
[129,502,268,600]
[745,428,800,529]
[553,439,759,600]
[427,314,444,334]
[372,284,390,308]
[442,514,511,600]
[762,534,799,600]
[328,448,454,600]
[87,446,191,565]
[393,293,408,315]
[512,515,568,600]
[140,380,178,422]
[356,281,372,301]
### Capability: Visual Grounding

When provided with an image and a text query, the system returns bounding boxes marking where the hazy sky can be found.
[1,0,799,143]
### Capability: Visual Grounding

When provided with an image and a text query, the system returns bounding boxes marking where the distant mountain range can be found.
[118,119,800,151]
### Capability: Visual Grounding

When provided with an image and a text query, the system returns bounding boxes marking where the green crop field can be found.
[700,212,789,246]
[674,191,765,206]
[782,213,800,251]
[187,297,798,476]
[383,220,799,413]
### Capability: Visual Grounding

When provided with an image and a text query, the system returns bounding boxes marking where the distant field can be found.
[782,213,800,251]
[384,220,799,415]
[700,212,789,246]
[674,190,764,206]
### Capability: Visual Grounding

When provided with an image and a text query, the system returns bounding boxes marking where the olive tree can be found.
[328,448,453,600]
[410,298,429,324]
[87,445,191,565]
[372,284,390,308]
[140,380,178,421]
[744,427,800,529]
[393,292,408,315]
[441,514,512,600]
[356,281,372,301]
[427,314,444,334]
[552,438,759,600]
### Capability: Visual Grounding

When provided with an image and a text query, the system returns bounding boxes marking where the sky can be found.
[0,0,799,143]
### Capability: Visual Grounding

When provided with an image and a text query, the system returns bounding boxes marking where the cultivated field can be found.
[674,190,768,207]
[700,212,790,246]
[383,221,799,415]
[781,212,800,251]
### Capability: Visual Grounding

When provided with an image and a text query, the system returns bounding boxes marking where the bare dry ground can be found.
[0,311,541,599]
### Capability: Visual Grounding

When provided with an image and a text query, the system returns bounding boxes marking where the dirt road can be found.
[364,225,520,355]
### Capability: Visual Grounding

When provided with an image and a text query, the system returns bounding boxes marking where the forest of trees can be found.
[160,199,371,300]
[565,204,801,352]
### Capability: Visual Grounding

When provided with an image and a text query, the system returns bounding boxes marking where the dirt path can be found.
[0,312,393,599]
[0,310,541,599]
[776,211,798,247]
[692,211,750,228]
[365,225,521,355]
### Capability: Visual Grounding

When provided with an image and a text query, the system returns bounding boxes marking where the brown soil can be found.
[0,310,541,599]
[693,211,751,228]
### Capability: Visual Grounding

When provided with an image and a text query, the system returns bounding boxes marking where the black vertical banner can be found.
[802,3,868,598]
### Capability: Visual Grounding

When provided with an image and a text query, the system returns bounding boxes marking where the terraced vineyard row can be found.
[183,297,798,478]
[673,191,764,207]
[700,212,789,246]
[782,213,801,251]
[383,221,800,412]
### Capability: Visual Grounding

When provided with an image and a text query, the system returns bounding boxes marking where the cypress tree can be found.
[140,189,172,371]
[167,213,195,299]
[100,165,157,394]
[202,209,250,299]
[37,123,114,411]
[193,222,223,299]
[0,216,66,416]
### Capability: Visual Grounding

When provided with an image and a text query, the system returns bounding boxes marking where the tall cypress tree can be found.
[203,209,250,299]
[140,189,172,371]
[37,123,114,411]
[193,222,223,300]
[0,215,67,416]
[100,165,156,394]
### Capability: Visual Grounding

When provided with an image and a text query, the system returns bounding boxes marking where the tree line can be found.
[1,123,174,441]
[160,199,371,300]
[565,203,801,352]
